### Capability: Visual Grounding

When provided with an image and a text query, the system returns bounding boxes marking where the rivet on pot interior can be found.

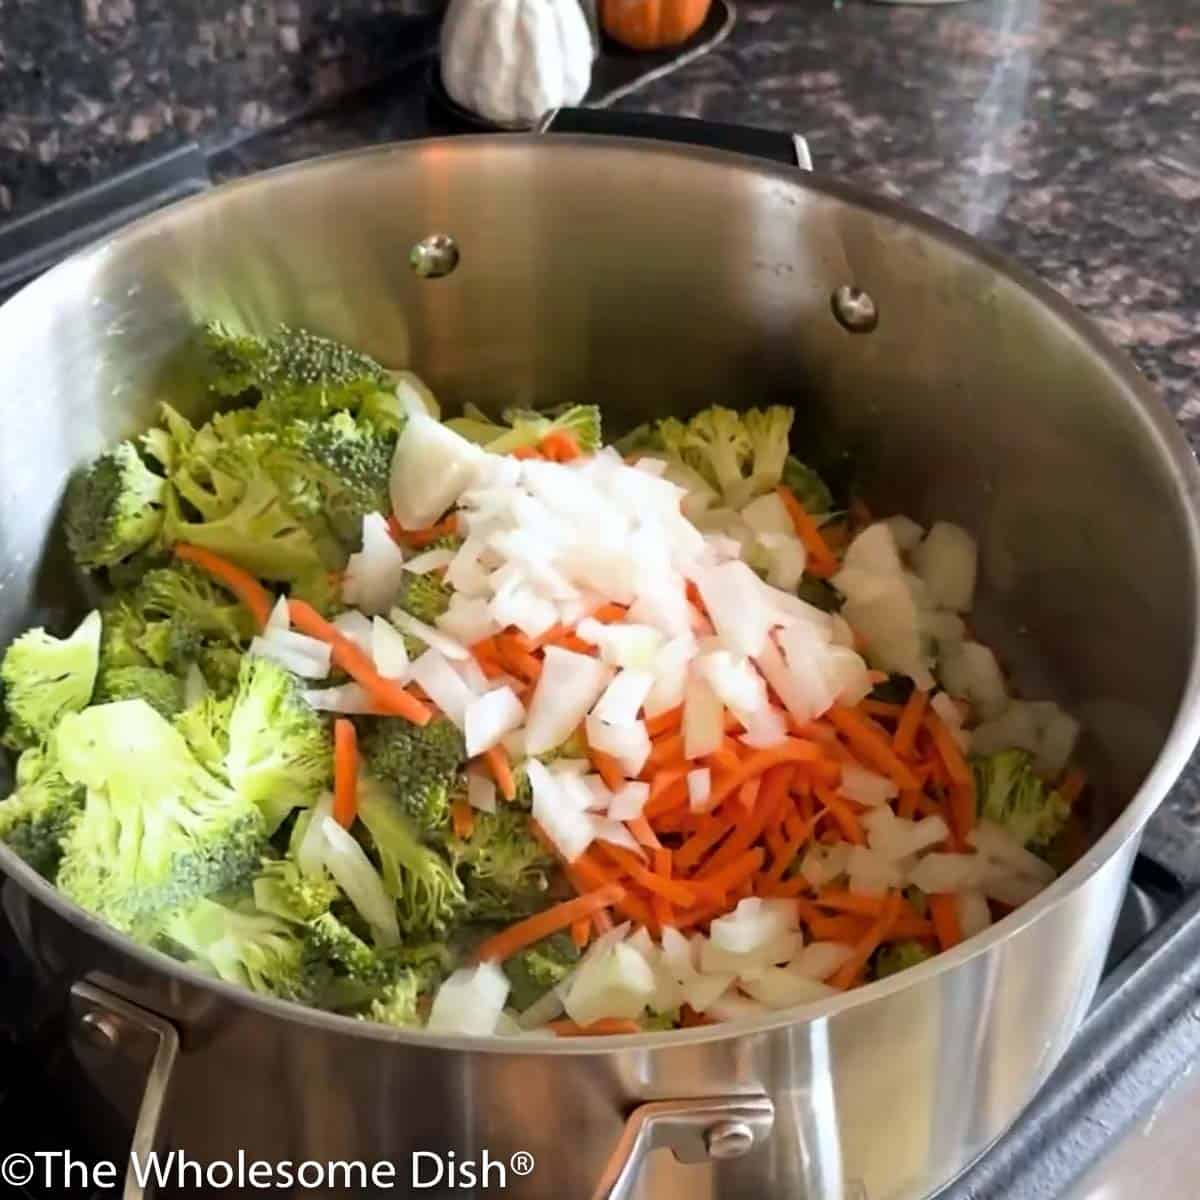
[78,1010,121,1052]
[410,234,460,279]
[706,1120,755,1160]
[831,285,879,333]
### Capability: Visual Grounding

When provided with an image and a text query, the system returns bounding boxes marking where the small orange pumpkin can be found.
[600,0,713,51]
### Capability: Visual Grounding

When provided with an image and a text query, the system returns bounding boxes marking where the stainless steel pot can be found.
[2,112,1199,1200]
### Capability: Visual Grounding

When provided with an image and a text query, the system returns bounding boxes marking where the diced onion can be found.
[464,685,525,756]
[302,683,378,714]
[390,608,469,662]
[404,548,456,574]
[791,941,854,981]
[913,522,977,612]
[249,633,331,679]
[409,648,474,729]
[692,560,774,658]
[524,647,612,757]
[607,781,650,821]
[585,716,651,777]
[371,616,410,680]
[592,669,655,727]
[957,890,992,939]
[389,412,484,530]
[266,596,290,631]
[908,852,982,895]
[332,610,374,652]
[296,793,334,879]
[343,513,408,615]
[687,768,711,812]
[839,763,899,808]
[740,968,837,1010]
[528,760,594,862]
[320,817,400,947]
[426,963,511,1036]
[683,671,724,760]
[467,770,497,814]
[563,943,655,1026]
[969,821,1057,884]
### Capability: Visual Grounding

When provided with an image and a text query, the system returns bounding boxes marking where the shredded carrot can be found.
[693,848,765,898]
[814,785,866,845]
[474,884,625,963]
[647,733,685,770]
[494,635,543,684]
[1058,767,1087,807]
[679,1005,718,1027]
[860,699,904,720]
[761,820,811,888]
[597,843,699,908]
[591,907,614,936]
[332,718,358,829]
[814,889,889,918]
[482,744,517,802]
[539,431,581,462]
[929,894,963,951]
[777,486,839,577]
[627,815,661,850]
[896,788,920,821]
[393,514,459,548]
[674,815,735,873]
[735,775,762,813]
[286,600,432,724]
[451,799,475,840]
[704,740,824,810]
[571,918,591,949]
[925,711,973,787]
[825,705,920,790]
[173,543,273,631]
[510,445,540,461]
[567,852,656,928]
[705,744,742,774]
[646,706,683,738]
[830,892,903,988]
[893,688,928,757]
[588,747,626,793]
[589,603,628,624]
[546,1017,641,1037]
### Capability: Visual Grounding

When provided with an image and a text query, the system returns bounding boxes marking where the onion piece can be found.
[908,852,982,895]
[296,793,334,879]
[840,763,899,808]
[913,521,977,612]
[390,608,469,662]
[371,616,410,680]
[563,943,655,1026]
[643,633,697,717]
[957,890,992,939]
[404,548,456,575]
[467,769,498,814]
[464,685,525,757]
[332,610,374,652]
[343,513,408,616]
[687,768,712,812]
[266,595,290,631]
[607,781,650,821]
[248,633,331,679]
[692,560,774,657]
[969,821,1057,884]
[584,716,651,777]
[683,671,724,760]
[184,662,208,706]
[302,683,378,714]
[847,845,904,895]
[320,816,400,947]
[426,963,511,1036]
[592,669,655,727]
[409,648,474,729]
[524,647,613,757]
[528,760,594,862]
[791,941,854,981]
[389,412,484,530]
[740,969,837,1010]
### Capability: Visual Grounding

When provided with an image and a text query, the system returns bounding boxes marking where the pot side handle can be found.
[536,107,812,171]
[591,1095,775,1200]
[69,981,179,1200]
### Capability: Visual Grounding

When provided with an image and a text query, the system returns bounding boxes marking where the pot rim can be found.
[3,133,1200,1054]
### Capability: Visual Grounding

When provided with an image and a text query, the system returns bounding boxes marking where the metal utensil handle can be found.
[537,107,812,171]
[591,1095,775,1200]
[70,982,180,1200]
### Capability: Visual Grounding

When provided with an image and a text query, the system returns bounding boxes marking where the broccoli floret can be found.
[738,407,794,504]
[502,933,578,1012]
[201,322,393,423]
[198,645,244,698]
[137,564,255,646]
[252,857,339,923]
[447,403,602,455]
[0,746,83,878]
[96,666,186,719]
[973,749,1070,852]
[659,407,752,498]
[174,693,233,778]
[138,619,204,672]
[360,716,465,834]
[54,700,267,937]
[391,569,453,626]
[163,471,330,584]
[276,413,396,545]
[305,910,382,979]
[288,568,346,620]
[226,658,331,834]
[1,611,101,750]
[361,969,430,1029]
[356,775,466,939]
[874,940,934,979]
[163,896,310,1001]
[65,443,168,570]
[782,456,834,516]
[445,806,555,923]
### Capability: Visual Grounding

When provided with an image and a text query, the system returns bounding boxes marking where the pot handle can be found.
[591,1095,775,1200]
[536,108,812,171]
[69,981,179,1200]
